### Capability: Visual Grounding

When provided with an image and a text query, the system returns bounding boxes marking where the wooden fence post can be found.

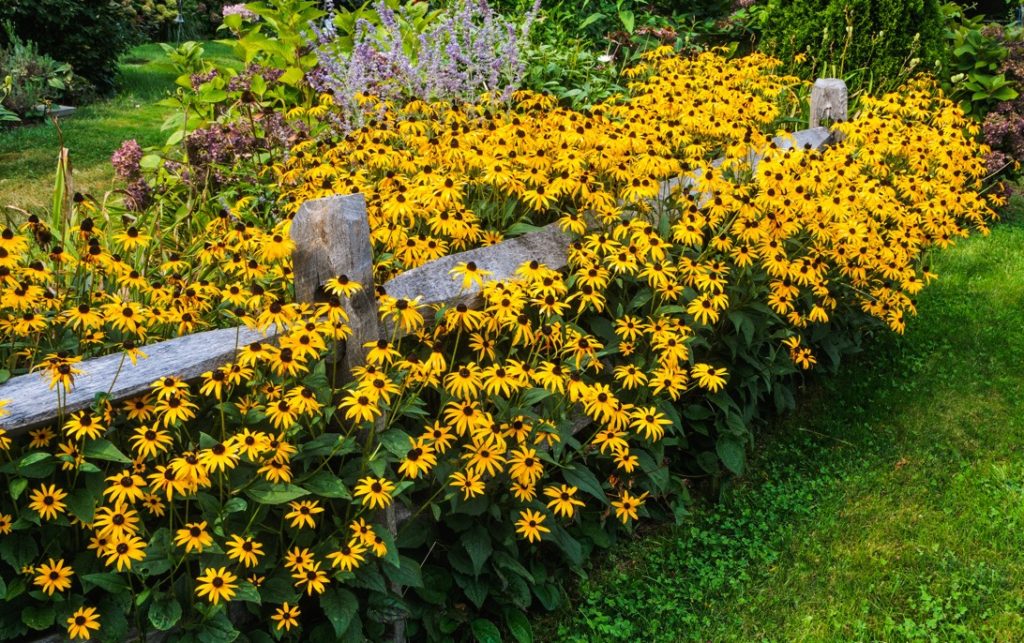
[289,193,407,643]
[809,78,848,129]
[291,192,382,382]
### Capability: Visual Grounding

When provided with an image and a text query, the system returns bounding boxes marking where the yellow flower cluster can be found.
[0,49,997,633]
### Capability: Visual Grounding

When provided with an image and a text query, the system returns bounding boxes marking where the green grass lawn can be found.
[0,41,237,215]
[542,206,1024,641]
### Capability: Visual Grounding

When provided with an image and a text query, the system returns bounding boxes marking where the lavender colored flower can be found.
[227,63,285,93]
[123,179,152,212]
[182,113,305,187]
[222,3,258,21]
[190,69,220,92]
[112,139,143,181]
[308,0,542,129]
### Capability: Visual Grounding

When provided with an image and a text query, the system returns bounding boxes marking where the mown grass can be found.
[542,202,1024,641]
[0,40,237,215]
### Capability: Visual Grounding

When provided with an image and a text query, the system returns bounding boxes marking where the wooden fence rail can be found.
[0,79,846,438]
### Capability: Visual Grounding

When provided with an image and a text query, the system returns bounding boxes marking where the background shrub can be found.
[0,0,140,95]
[982,28,1024,176]
[759,0,947,89]
[0,23,75,117]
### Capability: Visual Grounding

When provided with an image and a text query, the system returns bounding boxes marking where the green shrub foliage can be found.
[759,0,947,88]
[0,0,139,94]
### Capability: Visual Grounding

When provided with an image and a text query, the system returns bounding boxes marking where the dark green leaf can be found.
[82,572,130,593]
[21,603,54,630]
[532,583,561,610]
[235,581,261,604]
[259,574,299,604]
[244,481,309,504]
[563,464,608,504]
[0,532,37,569]
[504,607,534,643]
[378,429,411,458]
[83,439,131,463]
[461,525,492,576]
[67,484,103,524]
[321,588,359,639]
[383,555,424,588]
[17,452,49,468]
[549,525,583,566]
[148,592,182,631]
[193,609,238,643]
[301,471,350,499]
[456,573,488,608]
[716,436,746,475]
[471,618,501,643]
[9,477,27,501]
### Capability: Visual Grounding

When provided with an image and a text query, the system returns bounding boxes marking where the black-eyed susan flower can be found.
[93,503,140,539]
[154,393,198,427]
[397,437,437,479]
[64,410,104,441]
[34,558,73,595]
[691,363,728,392]
[195,566,238,605]
[543,484,586,519]
[257,456,293,483]
[443,364,483,400]
[323,274,362,298]
[129,423,173,458]
[104,534,147,571]
[199,442,240,473]
[338,391,381,424]
[271,602,301,632]
[515,508,550,543]
[29,483,67,520]
[629,406,671,441]
[326,538,367,572]
[612,490,649,524]
[103,470,147,505]
[141,493,166,517]
[231,428,270,460]
[353,476,395,509]
[449,470,485,499]
[449,261,492,291]
[225,534,264,568]
[292,561,329,595]
[28,427,55,449]
[285,500,324,530]
[147,464,189,500]
[462,435,506,477]
[379,295,425,332]
[66,606,101,640]
[284,546,315,573]
[507,447,545,486]
[174,521,213,553]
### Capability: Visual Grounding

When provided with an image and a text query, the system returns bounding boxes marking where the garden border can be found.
[2,78,847,643]
[0,78,846,438]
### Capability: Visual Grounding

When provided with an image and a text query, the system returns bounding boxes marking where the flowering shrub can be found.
[0,48,997,641]
[981,29,1024,177]
[308,0,542,126]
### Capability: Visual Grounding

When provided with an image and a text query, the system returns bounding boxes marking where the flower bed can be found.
[0,48,997,641]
